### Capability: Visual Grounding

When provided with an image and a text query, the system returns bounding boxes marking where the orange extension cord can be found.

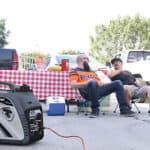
[44,126,86,150]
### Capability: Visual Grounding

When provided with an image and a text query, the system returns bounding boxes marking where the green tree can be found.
[90,15,150,63]
[21,51,50,58]
[59,49,82,55]
[0,19,10,48]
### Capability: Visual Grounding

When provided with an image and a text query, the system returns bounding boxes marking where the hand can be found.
[97,81,104,87]
[122,70,129,74]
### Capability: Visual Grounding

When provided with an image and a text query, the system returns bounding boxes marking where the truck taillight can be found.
[12,51,19,70]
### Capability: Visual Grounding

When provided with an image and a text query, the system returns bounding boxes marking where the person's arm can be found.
[95,72,104,86]
[108,69,122,78]
[69,70,84,88]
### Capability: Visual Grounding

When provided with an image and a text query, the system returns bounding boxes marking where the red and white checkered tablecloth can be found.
[0,70,79,100]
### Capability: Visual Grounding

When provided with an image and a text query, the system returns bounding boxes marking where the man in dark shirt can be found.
[109,58,150,113]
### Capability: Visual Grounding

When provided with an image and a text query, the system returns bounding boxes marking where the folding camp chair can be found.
[77,96,107,115]
[111,74,145,114]
[65,88,110,115]
[113,96,141,113]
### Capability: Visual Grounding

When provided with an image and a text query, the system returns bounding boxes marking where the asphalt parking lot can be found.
[1,98,150,150]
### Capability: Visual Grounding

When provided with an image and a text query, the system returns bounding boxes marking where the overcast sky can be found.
[0,0,150,54]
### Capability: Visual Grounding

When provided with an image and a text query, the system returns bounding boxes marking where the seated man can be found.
[109,57,150,113]
[69,54,135,117]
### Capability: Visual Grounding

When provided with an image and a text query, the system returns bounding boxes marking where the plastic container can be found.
[46,96,65,116]
[61,59,69,71]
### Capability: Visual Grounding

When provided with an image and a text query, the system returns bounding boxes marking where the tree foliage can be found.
[0,19,10,48]
[89,15,150,63]
[20,51,50,57]
[59,49,82,55]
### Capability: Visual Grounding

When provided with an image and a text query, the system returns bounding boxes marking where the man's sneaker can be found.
[120,110,136,117]
[89,108,99,118]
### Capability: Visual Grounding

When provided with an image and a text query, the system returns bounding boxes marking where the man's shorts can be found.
[124,85,149,102]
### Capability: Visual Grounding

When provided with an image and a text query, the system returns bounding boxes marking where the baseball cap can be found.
[111,58,123,64]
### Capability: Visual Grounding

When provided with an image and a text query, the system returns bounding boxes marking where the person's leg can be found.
[85,80,101,115]
[95,80,131,112]
[147,87,150,112]
[80,80,134,116]
[135,85,150,112]
[124,88,132,107]
[79,80,100,116]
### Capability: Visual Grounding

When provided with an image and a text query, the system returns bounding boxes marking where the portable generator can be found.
[0,82,44,145]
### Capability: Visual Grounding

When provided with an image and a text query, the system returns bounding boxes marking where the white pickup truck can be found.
[113,50,150,83]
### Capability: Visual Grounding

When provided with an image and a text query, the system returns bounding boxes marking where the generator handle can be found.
[0,81,16,92]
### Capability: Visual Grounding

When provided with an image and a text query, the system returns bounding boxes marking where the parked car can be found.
[0,48,19,70]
